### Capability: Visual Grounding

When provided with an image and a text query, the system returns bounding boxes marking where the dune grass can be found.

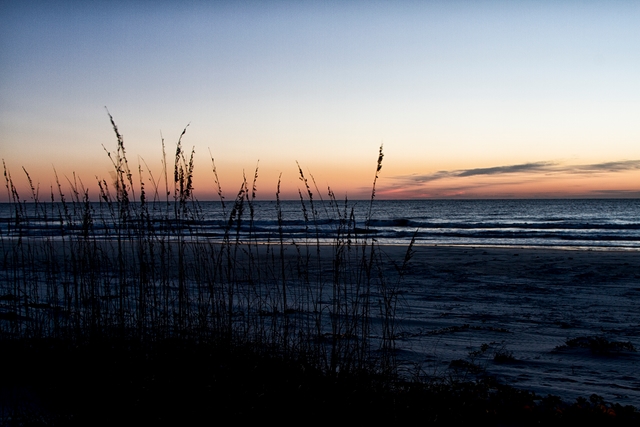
[1,114,407,377]
[2,117,639,425]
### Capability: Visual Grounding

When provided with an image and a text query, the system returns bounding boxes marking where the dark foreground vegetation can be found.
[2,116,638,425]
[4,337,639,426]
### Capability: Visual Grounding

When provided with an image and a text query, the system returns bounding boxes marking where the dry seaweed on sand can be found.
[555,336,637,354]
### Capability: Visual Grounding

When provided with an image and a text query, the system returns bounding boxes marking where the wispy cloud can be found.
[456,161,557,177]
[375,159,640,198]
[393,159,640,185]
[572,160,640,173]
[588,189,640,197]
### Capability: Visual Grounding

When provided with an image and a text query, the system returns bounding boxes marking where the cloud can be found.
[588,189,640,197]
[572,160,640,173]
[456,161,557,177]
[401,170,456,184]
[393,159,640,185]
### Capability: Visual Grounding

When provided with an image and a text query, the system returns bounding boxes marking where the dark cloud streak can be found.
[393,159,640,185]
[573,160,640,173]
[456,161,557,177]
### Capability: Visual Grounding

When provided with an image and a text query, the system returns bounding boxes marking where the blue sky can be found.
[1,1,639,200]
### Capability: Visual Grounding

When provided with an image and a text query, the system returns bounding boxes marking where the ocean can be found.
[2,198,639,250]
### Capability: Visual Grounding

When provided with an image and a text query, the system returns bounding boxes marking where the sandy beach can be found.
[2,237,639,408]
[380,245,640,406]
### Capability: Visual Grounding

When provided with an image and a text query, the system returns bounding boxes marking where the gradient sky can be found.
[1,0,639,201]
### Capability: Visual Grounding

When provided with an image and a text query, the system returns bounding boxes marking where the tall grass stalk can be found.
[0,117,412,379]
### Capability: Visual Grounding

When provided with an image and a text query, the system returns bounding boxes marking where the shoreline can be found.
[4,232,640,252]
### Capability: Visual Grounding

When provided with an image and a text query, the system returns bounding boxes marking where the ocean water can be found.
[2,199,639,250]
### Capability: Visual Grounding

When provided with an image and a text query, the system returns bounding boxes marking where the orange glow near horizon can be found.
[375,169,640,199]
[3,153,639,203]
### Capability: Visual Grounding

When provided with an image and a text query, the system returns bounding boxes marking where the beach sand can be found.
[380,245,640,406]
[1,240,638,409]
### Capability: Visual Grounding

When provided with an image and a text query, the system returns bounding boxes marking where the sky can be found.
[1,0,639,201]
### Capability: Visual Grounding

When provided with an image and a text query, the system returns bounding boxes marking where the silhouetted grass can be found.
[2,116,638,425]
[2,113,407,372]
[4,336,639,426]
